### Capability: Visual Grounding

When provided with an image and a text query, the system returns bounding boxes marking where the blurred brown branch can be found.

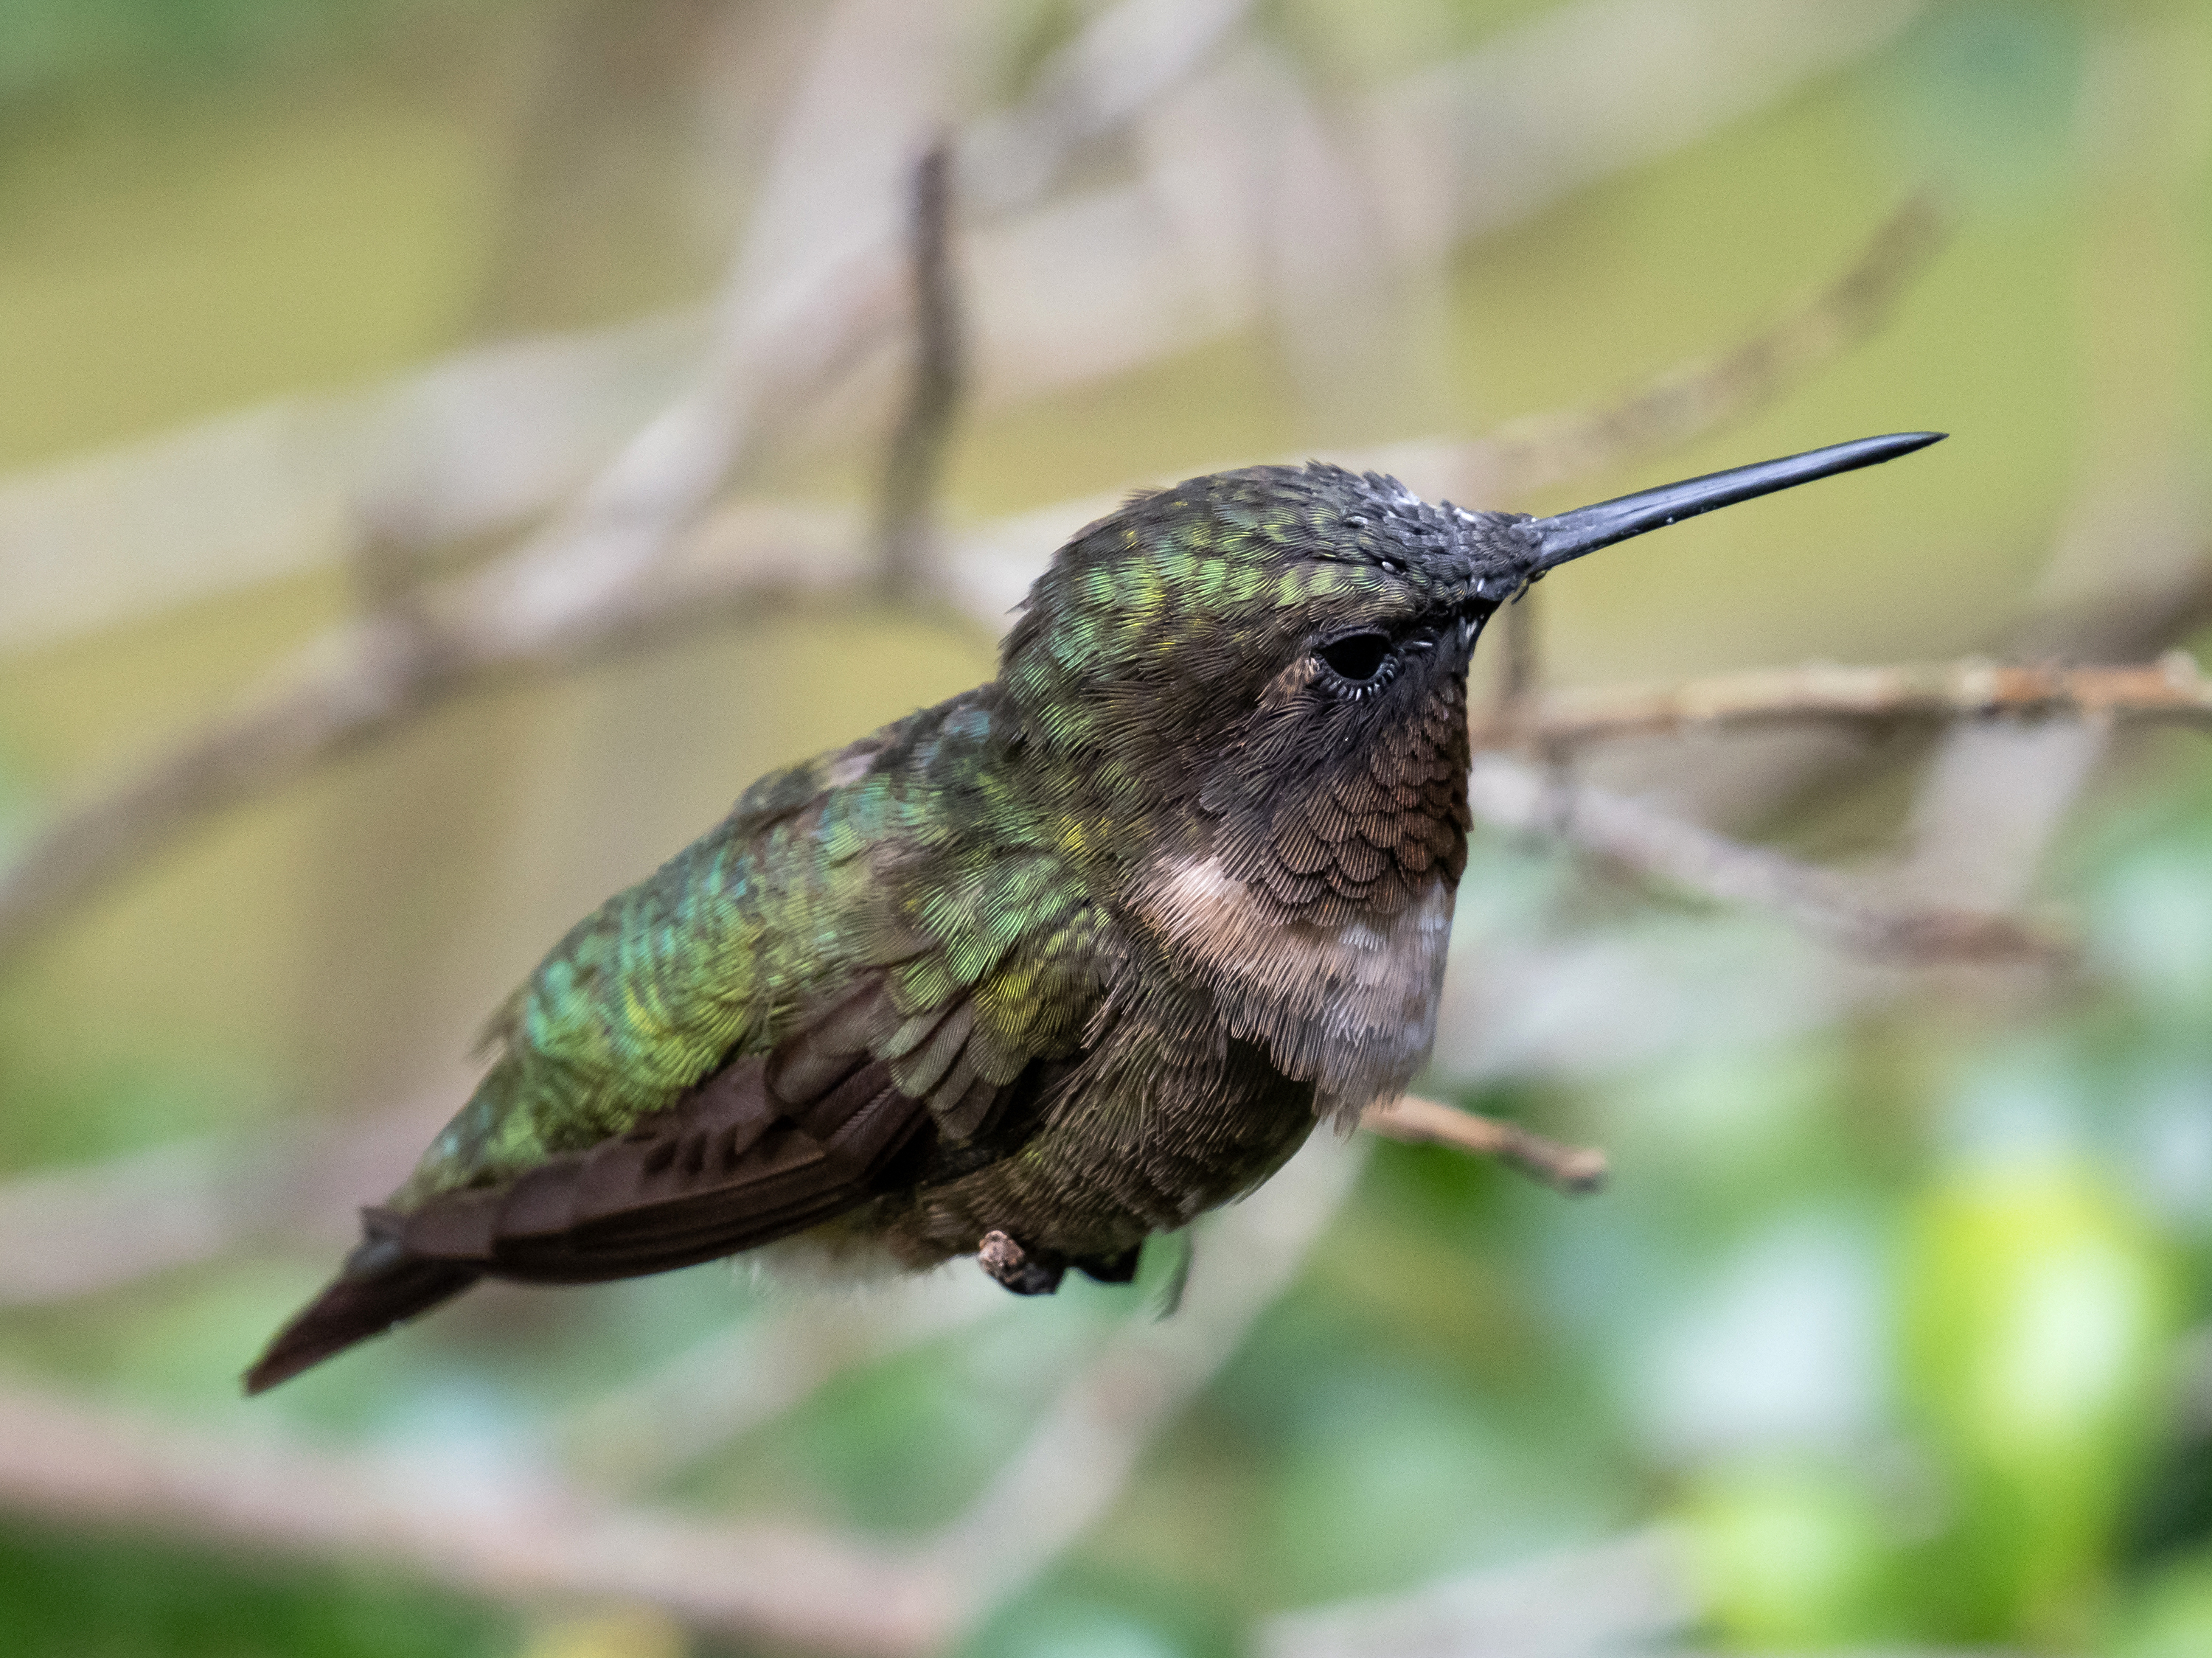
[920,1135,1366,1630]
[1379,190,1949,506]
[0,0,1921,657]
[0,198,1950,968]
[0,1378,950,1656]
[0,1135,1365,1654]
[876,139,964,602]
[1472,652,2212,748]
[1360,1094,1608,1194]
[1467,755,2062,964]
[556,1276,1003,1494]
[0,1107,442,1307]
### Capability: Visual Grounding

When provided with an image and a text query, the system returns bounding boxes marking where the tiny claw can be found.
[1071,1244,1141,1284]
[975,1229,1065,1295]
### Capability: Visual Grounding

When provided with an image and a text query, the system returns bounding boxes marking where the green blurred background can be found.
[1,1,2208,1654]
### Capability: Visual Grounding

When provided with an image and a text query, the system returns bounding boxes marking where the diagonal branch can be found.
[1471,652,2212,749]
[0,1107,441,1307]
[1375,191,1950,506]
[919,1134,1367,1631]
[0,1136,1366,1652]
[0,1378,951,1657]
[1467,755,2062,964]
[555,1275,1004,1494]
[0,197,1947,969]
[1360,1095,1607,1194]
[876,140,966,602]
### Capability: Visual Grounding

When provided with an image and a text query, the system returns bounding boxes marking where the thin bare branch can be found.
[1471,652,2212,750]
[0,1109,438,1306]
[0,519,863,959]
[0,190,1950,966]
[1382,190,1950,506]
[0,1140,1365,1651]
[958,0,1256,212]
[1467,755,2062,964]
[877,141,965,602]
[0,0,1919,656]
[921,1134,1367,1631]
[1261,1528,1699,1658]
[0,1379,951,1656]
[1360,1094,1607,1194]
[557,1275,1004,1494]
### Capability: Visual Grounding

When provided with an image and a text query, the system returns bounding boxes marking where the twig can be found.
[555,1275,1004,1494]
[478,0,1255,645]
[0,1108,439,1306]
[920,1133,1367,1631]
[958,0,1256,213]
[1468,652,2212,749]
[0,1378,951,1656]
[876,141,964,602]
[1260,1528,1698,1658]
[0,520,865,962]
[1387,191,1950,508]
[0,201,1950,974]
[1360,1094,1607,1194]
[0,1138,1366,1651]
[1467,755,2061,964]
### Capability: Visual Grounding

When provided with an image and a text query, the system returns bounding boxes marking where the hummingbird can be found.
[246,431,1941,1393]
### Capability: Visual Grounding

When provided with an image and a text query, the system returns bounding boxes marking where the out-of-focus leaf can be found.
[0,1517,512,1658]
[0,0,473,99]
[1899,1157,2180,1643]
[518,1606,686,1658]
[2102,1549,2212,1658]
[1678,1460,1903,1647]
[2091,847,2212,1020]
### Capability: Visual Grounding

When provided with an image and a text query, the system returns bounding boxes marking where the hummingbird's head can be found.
[1001,434,1941,902]
[1002,462,1510,832]
[1003,461,1520,769]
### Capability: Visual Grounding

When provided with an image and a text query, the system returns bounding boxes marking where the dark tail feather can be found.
[243,1216,479,1394]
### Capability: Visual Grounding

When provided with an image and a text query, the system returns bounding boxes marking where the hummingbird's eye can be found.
[1318,631,1391,683]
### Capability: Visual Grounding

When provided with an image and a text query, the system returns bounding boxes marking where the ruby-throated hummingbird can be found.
[246,431,1941,1392]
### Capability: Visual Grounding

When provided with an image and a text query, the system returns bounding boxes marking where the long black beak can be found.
[1523,431,1944,574]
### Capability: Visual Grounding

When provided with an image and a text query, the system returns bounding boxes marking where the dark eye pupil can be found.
[1321,632,1390,681]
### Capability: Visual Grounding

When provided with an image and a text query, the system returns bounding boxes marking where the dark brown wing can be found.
[394,1040,939,1282]
[243,983,1016,1393]
[240,1227,479,1394]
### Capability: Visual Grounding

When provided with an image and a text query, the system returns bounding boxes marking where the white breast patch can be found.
[1135,854,1455,1120]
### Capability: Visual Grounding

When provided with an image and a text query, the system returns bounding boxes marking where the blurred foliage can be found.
[1,0,2211,1656]
[0,0,500,100]
[0,1519,514,1658]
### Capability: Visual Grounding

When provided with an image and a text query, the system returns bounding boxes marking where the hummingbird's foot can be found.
[976,1230,1065,1295]
[1071,1245,1141,1284]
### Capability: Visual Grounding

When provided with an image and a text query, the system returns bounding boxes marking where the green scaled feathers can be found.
[397,686,1107,1209]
